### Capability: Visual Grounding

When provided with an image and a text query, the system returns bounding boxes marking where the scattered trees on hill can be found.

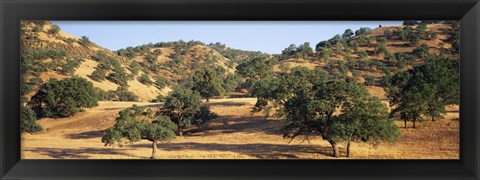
[29,77,98,117]
[107,62,129,86]
[236,56,274,92]
[102,105,177,159]
[90,68,107,81]
[161,89,218,136]
[138,74,153,85]
[155,76,170,89]
[249,68,400,158]
[280,43,314,60]
[386,57,459,128]
[413,44,429,58]
[190,68,224,102]
[115,86,139,102]
[48,24,61,35]
[81,36,92,47]
[60,58,82,75]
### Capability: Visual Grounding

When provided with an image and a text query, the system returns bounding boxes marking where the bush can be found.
[60,58,81,75]
[138,74,153,85]
[162,88,218,136]
[29,77,98,117]
[129,61,141,76]
[20,105,43,134]
[115,86,139,102]
[90,68,107,81]
[81,36,92,47]
[413,44,429,58]
[29,77,44,85]
[151,94,165,103]
[155,76,170,89]
[94,87,116,101]
[48,24,61,35]
[364,75,376,86]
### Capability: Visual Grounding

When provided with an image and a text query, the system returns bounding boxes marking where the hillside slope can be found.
[20,21,237,102]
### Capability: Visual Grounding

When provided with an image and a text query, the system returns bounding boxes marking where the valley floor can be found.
[21,99,459,159]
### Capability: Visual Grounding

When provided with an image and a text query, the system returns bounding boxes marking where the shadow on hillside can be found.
[206,101,249,107]
[23,147,145,159]
[66,130,104,139]
[390,43,411,48]
[100,104,162,111]
[130,142,337,159]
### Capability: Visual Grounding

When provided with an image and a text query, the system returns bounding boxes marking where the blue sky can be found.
[51,21,402,54]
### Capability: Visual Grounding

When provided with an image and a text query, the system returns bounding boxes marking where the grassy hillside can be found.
[21,21,237,102]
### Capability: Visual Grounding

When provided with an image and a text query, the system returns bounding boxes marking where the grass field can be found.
[21,98,459,159]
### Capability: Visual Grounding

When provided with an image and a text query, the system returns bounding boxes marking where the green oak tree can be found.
[102,105,177,159]
[29,77,98,117]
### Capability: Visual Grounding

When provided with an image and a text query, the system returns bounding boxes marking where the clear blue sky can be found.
[51,21,402,54]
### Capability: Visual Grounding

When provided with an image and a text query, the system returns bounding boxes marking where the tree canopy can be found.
[30,77,98,117]
[386,57,459,128]
[102,105,177,159]
[161,89,218,136]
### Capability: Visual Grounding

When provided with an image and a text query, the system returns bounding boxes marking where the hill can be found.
[20,21,239,102]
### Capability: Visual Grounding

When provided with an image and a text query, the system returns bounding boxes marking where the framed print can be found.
[1,0,479,179]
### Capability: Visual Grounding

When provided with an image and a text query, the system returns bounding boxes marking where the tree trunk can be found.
[432,116,436,121]
[206,98,210,102]
[150,140,157,159]
[179,130,183,136]
[346,137,352,158]
[328,140,340,158]
[404,119,407,128]
[413,118,416,128]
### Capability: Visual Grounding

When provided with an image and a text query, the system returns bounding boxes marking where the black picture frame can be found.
[1,0,479,179]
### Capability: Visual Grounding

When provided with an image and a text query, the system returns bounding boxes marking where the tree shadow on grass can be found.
[206,101,250,107]
[66,130,105,139]
[130,142,338,159]
[187,115,282,136]
[23,147,145,159]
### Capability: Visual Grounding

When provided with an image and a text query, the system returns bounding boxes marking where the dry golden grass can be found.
[22,98,459,159]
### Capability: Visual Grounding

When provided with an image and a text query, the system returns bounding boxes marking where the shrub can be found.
[48,24,61,35]
[115,86,139,102]
[81,36,92,47]
[155,76,170,89]
[60,58,81,75]
[90,68,107,81]
[20,105,43,134]
[364,75,376,86]
[29,77,98,117]
[138,74,153,85]
[162,89,218,136]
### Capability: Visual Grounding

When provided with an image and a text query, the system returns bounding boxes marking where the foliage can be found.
[94,87,117,101]
[115,86,139,102]
[236,56,274,91]
[102,105,177,159]
[189,68,225,101]
[60,58,82,75]
[90,68,107,81]
[386,57,459,128]
[29,77,98,117]
[80,36,92,47]
[161,89,218,136]
[20,105,43,134]
[138,74,153,85]
[364,75,376,86]
[48,24,61,35]
[413,44,429,58]
[155,76,170,89]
